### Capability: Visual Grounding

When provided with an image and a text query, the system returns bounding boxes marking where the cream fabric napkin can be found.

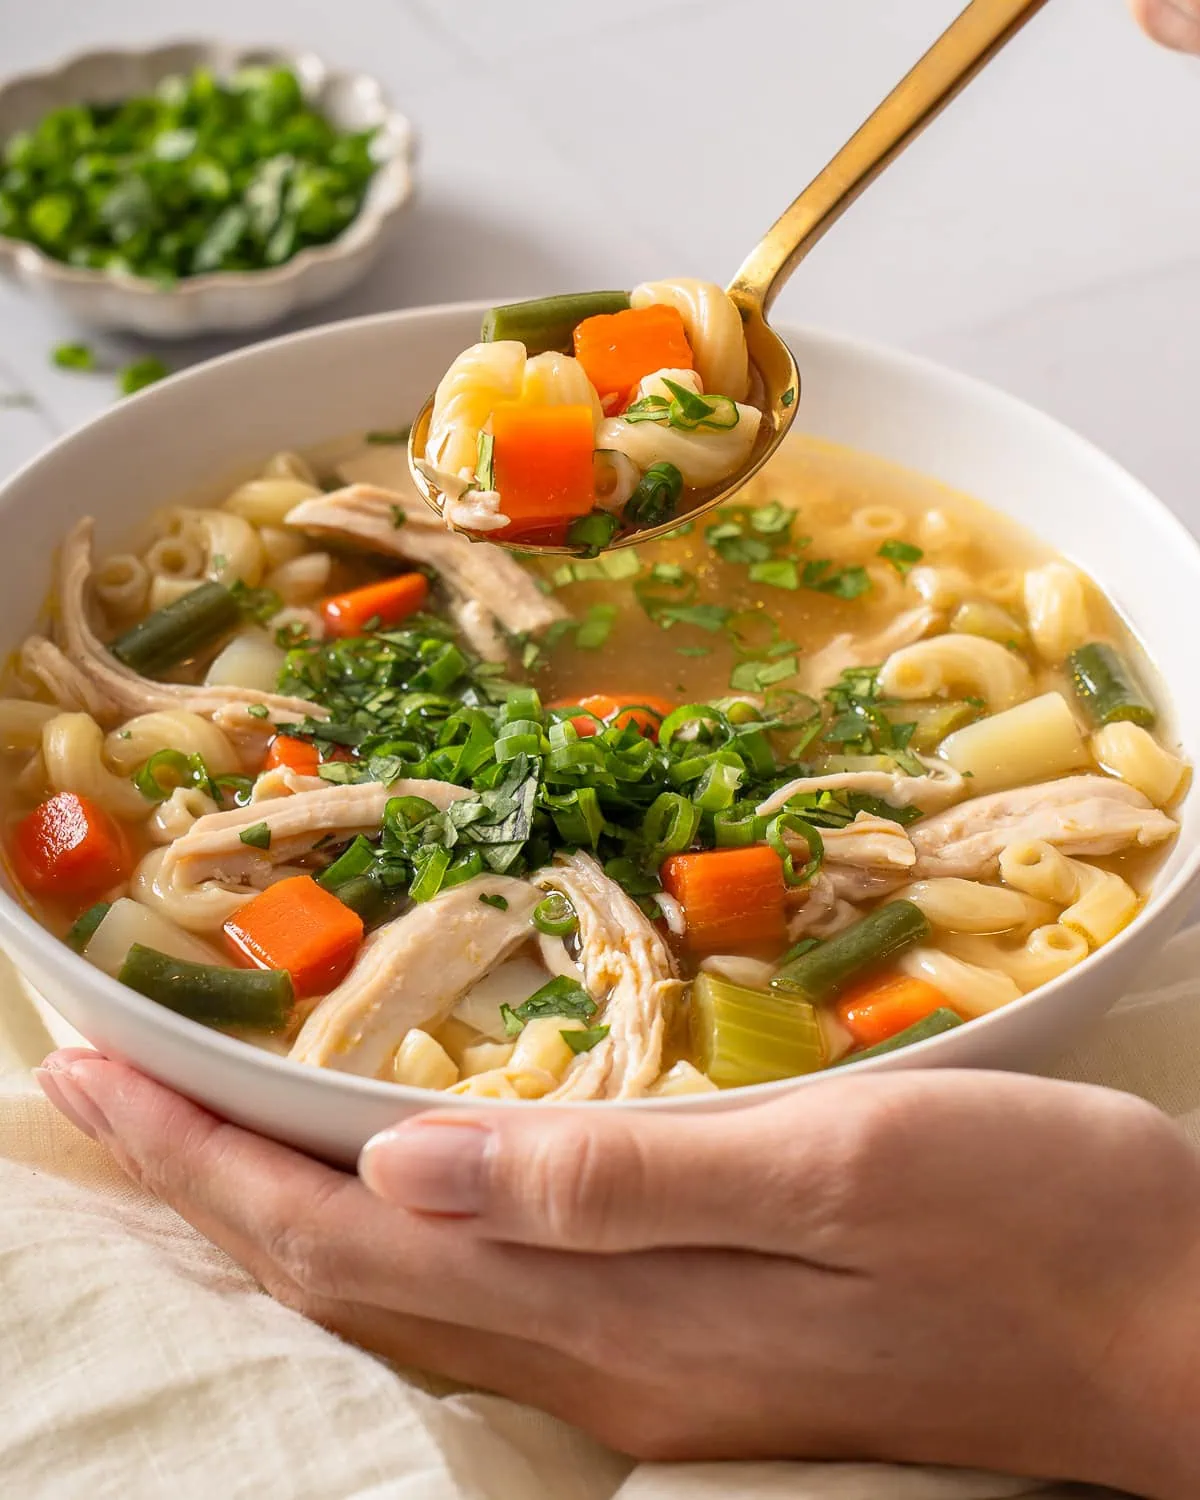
[7,929,1196,1500]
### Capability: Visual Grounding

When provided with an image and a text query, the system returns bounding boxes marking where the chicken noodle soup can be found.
[416,279,770,546]
[2,435,1185,1098]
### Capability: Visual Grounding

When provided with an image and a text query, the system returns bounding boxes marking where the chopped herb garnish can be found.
[389,505,408,529]
[118,357,168,396]
[676,645,711,657]
[803,560,871,600]
[500,976,597,1035]
[575,603,617,649]
[749,500,794,536]
[246,703,270,719]
[729,655,798,693]
[238,821,271,850]
[52,342,96,371]
[878,539,924,576]
[780,386,796,407]
[656,603,731,633]
[478,892,509,911]
[475,429,495,491]
[749,559,799,590]
[562,1024,610,1054]
[625,461,683,529]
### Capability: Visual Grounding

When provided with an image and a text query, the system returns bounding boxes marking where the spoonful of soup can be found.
[408,0,1049,555]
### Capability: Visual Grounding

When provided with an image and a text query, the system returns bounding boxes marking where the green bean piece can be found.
[1068,643,1157,729]
[481,291,631,355]
[109,581,241,675]
[835,1008,963,1066]
[770,900,930,1004]
[330,873,406,930]
[66,901,111,953]
[949,599,1029,651]
[118,943,293,1030]
[690,972,824,1088]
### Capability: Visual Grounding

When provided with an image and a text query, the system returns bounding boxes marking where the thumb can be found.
[357,1093,847,1255]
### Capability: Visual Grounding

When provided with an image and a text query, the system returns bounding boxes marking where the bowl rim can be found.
[0,38,416,300]
[2,299,1198,1110]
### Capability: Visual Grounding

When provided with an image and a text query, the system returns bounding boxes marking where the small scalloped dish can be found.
[0,41,416,336]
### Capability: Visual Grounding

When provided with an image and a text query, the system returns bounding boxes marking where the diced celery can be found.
[690,972,824,1088]
[949,599,1028,651]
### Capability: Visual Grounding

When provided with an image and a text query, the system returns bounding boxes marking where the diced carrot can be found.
[490,402,596,534]
[321,573,429,638]
[573,304,694,404]
[661,845,787,952]
[11,792,130,900]
[224,875,364,998]
[264,735,321,777]
[549,692,675,740]
[835,975,952,1048]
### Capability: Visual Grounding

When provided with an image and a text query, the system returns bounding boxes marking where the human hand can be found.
[1131,0,1200,51]
[37,1048,1200,1497]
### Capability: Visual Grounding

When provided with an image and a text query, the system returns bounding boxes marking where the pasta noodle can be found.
[266,551,331,605]
[849,505,906,541]
[877,633,1033,709]
[424,340,525,496]
[1092,722,1186,807]
[597,400,762,489]
[898,878,1053,933]
[863,561,906,611]
[1023,562,1090,663]
[897,945,1021,1017]
[999,839,1078,904]
[390,1030,459,1090]
[521,351,603,425]
[42,712,149,820]
[906,564,972,610]
[103,710,240,776]
[92,553,150,618]
[938,691,1088,793]
[0,698,57,751]
[148,786,219,844]
[222,477,320,528]
[1060,862,1139,947]
[630,279,749,399]
[942,925,1089,990]
[262,450,318,486]
[258,526,308,570]
[131,845,251,934]
[193,509,265,588]
[916,507,971,557]
[979,568,1024,608]
[144,532,204,583]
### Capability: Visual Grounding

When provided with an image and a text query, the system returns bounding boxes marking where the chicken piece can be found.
[49,520,321,728]
[758,760,965,818]
[19,635,113,719]
[291,876,540,1075]
[911,775,1178,880]
[158,779,467,895]
[286,481,566,662]
[533,851,683,1100]
[817,813,918,872]
[798,606,937,696]
[785,873,861,939]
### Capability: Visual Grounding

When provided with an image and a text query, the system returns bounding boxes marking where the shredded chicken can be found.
[48,520,320,728]
[758,758,965,818]
[817,812,918,871]
[286,482,566,662]
[158,779,467,895]
[911,775,1178,879]
[798,605,937,696]
[534,851,682,1100]
[786,873,862,939]
[291,876,541,1075]
[19,635,113,718]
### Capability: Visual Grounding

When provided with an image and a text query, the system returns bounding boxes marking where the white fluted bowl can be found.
[0,304,1197,1165]
[0,42,415,336]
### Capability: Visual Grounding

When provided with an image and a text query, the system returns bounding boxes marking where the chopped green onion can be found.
[475,430,495,490]
[766,812,823,886]
[749,559,799,590]
[133,748,215,803]
[1068,643,1156,729]
[803,560,871,599]
[566,510,620,557]
[625,461,683,528]
[53,342,96,371]
[318,834,377,891]
[533,891,578,937]
[660,378,739,432]
[643,791,701,860]
[780,386,796,408]
[575,603,617,649]
[118,357,169,396]
[478,892,509,911]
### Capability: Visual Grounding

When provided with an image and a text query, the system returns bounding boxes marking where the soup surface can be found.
[1,434,1186,1099]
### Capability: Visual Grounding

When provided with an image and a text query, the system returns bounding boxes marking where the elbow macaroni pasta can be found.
[222,477,320,528]
[43,712,149,821]
[877,632,1033,710]
[898,878,1052,933]
[943,925,1089,991]
[425,340,526,494]
[0,698,58,751]
[266,551,331,605]
[1091,722,1186,807]
[897,945,1022,1017]
[148,785,219,844]
[103,710,240,776]
[597,400,762,489]
[390,1030,459,1090]
[92,553,150,619]
[521,351,603,425]
[1023,562,1090,663]
[630,279,749,399]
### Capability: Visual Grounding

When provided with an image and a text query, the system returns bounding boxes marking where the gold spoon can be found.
[409,0,1050,556]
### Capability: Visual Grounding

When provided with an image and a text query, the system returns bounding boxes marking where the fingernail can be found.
[359,1120,492,1216]
[34,1065,108,1142]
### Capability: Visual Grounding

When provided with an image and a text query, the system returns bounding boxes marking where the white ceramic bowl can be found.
[0,42,415,336]
[1,304,1197,1165]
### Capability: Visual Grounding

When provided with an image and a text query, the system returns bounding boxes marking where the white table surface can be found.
[0,0,1197,520]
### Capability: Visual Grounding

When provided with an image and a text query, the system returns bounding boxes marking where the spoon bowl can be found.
[409,0,1049,554]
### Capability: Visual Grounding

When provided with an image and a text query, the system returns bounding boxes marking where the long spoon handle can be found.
[727,0,1051,315]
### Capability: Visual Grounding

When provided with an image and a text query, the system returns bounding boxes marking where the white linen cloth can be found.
[7,926,1197,1500]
